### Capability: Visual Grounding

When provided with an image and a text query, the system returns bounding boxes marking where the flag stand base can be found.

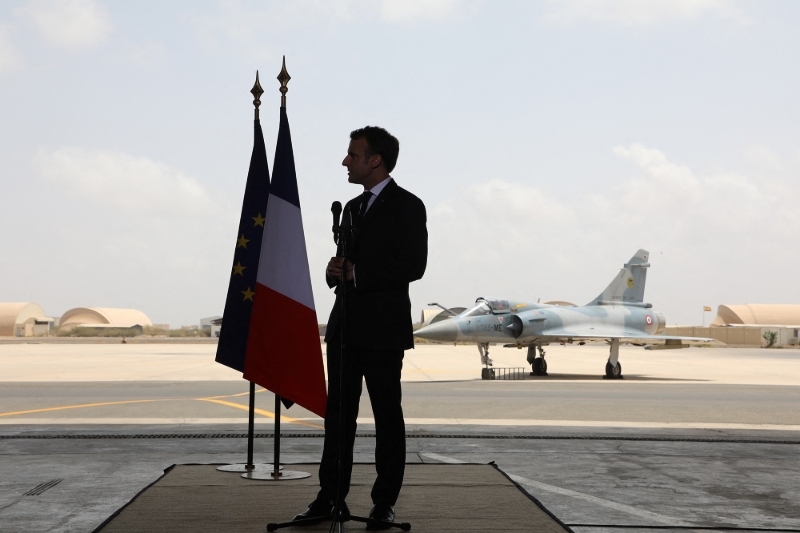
[216,382,288,475]
[216,463,281,473]
[240,469,310,480]
[241,394,310,481]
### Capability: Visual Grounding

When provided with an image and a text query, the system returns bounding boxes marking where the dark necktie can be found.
[354,191,372,226]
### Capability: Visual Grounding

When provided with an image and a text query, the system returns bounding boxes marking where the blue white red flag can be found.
[243,107,327,418]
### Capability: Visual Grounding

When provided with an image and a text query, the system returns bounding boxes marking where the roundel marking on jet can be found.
[626,277,635,288]
[645,315,652,325]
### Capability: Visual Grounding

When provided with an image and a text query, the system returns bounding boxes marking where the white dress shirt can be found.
[363,176,392,213]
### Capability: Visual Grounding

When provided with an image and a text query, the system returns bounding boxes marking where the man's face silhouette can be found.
[342,137,383,189]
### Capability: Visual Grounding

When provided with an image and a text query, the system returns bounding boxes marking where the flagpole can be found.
[274,394,281,478]
[247,76,262,472]
[247,381,256,468]
[271,61,287,481]
[218,73,275,475]
[218,381,262,472]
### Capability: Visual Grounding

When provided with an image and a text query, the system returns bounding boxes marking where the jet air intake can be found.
[505,312,545,339]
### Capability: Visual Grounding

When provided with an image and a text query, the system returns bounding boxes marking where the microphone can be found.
[331,201,342,244]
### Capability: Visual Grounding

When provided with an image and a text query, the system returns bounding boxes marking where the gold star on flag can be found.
[242,287,255,301]
[232,261,246,276]
[237,234,250,248]
[252,213,265,227]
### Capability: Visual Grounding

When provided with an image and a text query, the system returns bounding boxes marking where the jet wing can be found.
[627,334,720,344]
[520,328,720,344]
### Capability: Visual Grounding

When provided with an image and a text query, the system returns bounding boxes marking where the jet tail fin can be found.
[589,249,650,305]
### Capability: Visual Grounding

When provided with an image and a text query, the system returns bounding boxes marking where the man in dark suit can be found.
[293,126,427,528]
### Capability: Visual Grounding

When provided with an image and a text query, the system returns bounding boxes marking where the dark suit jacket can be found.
[324,179,427,350]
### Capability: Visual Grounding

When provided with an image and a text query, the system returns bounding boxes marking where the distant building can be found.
[711,304,800,327]
[420,307,467,326]
[59,308,152,332]
[0,302,54,336]
[200,316,222,338]
[420,309,439,326]
[699,304,800,347]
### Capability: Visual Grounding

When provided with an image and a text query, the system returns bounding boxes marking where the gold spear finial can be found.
[251,71,264,120]
[277,56,291,108]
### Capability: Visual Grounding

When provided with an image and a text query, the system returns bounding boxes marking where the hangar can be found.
[0,302,54,337]
[711,304,800,327]
[59,308,152,333]
[666,304,800,347]
[420,306,467,326]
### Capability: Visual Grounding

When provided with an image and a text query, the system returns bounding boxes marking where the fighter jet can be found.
[414,249,718,379]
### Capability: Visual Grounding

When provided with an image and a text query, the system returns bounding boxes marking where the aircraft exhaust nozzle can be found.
[414,320,458,342]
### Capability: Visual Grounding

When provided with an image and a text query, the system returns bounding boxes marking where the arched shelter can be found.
[0,302,51,336]
[711,304,800,327]
[59,308,152,330]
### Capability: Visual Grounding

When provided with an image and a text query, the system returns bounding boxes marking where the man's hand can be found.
[327,257,354,281]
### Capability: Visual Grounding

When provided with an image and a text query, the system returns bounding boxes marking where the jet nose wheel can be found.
[531,358,547,376]
[605,361,622,379]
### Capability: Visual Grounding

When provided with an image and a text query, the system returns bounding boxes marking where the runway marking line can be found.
[0,399,164,417]
[195,398,324,430]
[420,453,690,526]
[201,388,267,400]
[0,389,324,430]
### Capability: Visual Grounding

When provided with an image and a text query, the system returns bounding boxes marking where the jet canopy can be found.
[461,301,491,317]
[488,299,511,313]
[461,298,511,317]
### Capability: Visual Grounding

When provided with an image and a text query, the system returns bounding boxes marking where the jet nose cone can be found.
[415,319,459,342]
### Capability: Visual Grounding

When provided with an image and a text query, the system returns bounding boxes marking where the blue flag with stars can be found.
[215,119,270,372]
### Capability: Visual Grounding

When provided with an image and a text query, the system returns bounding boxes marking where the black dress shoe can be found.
[292,497,334,525]
[366,504,395,530]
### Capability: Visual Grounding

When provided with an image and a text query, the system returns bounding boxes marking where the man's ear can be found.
[370,154,382,169]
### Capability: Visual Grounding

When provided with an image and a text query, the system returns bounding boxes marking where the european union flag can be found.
[215,117,270,372]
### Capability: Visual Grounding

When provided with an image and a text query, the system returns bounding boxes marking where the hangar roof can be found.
[711,304,800,327]
[0,302,48,336]
[59,308,152,329]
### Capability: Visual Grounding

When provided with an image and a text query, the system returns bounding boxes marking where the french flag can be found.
[243,106,327,418]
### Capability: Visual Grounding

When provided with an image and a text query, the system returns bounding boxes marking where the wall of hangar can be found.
[665,326,799,347]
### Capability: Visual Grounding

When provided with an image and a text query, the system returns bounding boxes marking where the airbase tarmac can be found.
[1,341,799,531]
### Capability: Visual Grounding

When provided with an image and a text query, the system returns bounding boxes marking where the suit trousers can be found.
[318,341,405,506]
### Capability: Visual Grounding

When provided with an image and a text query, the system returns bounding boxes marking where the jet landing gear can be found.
[478,343,495,380]
[604,338,623,379]
[527,345,548,376]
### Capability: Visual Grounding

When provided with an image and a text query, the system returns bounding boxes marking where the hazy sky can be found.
[1,0,798,328]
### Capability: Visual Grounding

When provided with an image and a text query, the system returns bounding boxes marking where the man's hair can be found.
[350,126,400,173]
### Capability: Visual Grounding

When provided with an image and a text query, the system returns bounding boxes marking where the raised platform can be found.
[93,463,571,532]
